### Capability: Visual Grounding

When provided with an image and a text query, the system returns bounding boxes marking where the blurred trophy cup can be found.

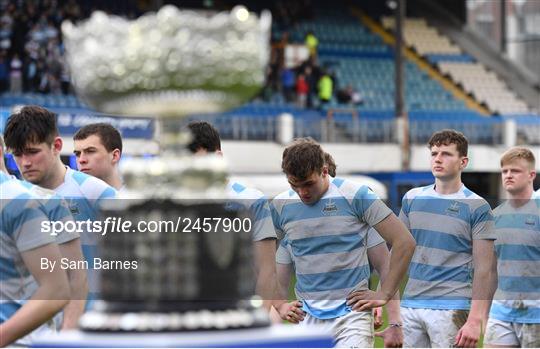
[62,5,272,332]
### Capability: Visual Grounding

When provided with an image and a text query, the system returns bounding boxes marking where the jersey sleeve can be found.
[399,192,411,229]
[471,200,496,240]
[10,196,56,252]
[276,237,292,265]
[270,200,285,240]
[352,185,392,227]
[250,196,277,241]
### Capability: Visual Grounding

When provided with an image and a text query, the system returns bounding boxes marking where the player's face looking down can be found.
[74,134,118,179]
[287,167,330,205]
[430,143,468,181]
[501,158,536,195]
[11,139,60,185]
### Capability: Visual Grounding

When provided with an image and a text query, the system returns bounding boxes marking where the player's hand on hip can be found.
[375,325,403,348]
[373,307,383,329]
[454,318,482,348]
[277,300,305,324]
[346,290,388,311]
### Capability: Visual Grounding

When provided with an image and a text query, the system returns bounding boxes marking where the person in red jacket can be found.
[296,72,309,108]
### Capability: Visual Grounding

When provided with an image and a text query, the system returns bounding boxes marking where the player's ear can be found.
[460,156,469,169]
[52,137,63,154]
[111,149,121,164]
[322,165,328,176]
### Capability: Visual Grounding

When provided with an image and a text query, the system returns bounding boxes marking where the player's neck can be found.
[322,175,330,194]
[42,160,67,190]
[105,171,123,190]
[434,176,462,195]
[507,186,533,207]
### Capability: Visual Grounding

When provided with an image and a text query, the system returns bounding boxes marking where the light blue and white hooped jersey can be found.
[18,180,79,244]
[54,167,117,296]
[399,184,495,310]
[227,180,277,242]
[490,192,540,324]
[0,172,55,323]
[271,177,392,319]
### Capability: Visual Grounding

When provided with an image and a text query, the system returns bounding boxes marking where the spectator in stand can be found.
[317,70,333,106]
[281,66,295,103]
[296,72,309,108]
[299,56,321,108]
[24,57,38,91]
[9,53,22,93]
[304,66,315,108]
[337,85,364,106]
[0,51,8,92]
[265,54,280,96]
[305,30,318,58]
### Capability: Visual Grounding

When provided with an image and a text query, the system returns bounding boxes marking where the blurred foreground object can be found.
[61,5,272,333]
[62,5,271,117]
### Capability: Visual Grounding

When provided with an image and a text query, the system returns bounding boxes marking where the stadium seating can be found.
[382,17,532,115]
[280,13,473,113]
[1,6,539,146]
[0,93,87,109]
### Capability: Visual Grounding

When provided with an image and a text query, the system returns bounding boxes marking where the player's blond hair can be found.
[500,147,536,169]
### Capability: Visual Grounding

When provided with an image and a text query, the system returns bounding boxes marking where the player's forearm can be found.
[256,268,278,311]
[0,283,69,346]
[385,290,402,324]
[0,299,68,346]
[469,240,496,325]
[61,300,86,330]
[469,263,494,325]
[61,269,88,329]
[272,263,292,309]
[376,260,402,324]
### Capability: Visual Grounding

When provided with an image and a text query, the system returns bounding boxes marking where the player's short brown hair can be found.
[500,147,536,169]
[324,152,336,177]
[428,129,468,157]
[4,105,58,153]
[74,123,123,154]
[282,138,325,180]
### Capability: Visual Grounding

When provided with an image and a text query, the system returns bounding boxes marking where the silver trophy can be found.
[62,5,272,332]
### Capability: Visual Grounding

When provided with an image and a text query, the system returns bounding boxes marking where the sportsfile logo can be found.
[41,216,252,236]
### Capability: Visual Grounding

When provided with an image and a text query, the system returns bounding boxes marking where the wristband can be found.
[389,323,403,328]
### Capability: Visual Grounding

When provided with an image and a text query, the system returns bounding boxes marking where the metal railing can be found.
[184,113,526,146]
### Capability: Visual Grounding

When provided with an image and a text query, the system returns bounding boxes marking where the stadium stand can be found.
[1,0,539,147]
[382,17,532,115]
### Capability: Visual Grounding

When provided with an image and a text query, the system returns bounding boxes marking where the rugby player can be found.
[485,147,540,347]
[186,121,279,310]
[0,172,69,345]
[271,138,415,347]
[73,123,124,190]
[1,135,86,332]
[324,150,404,347]
[399,129,496,347]
[4,106,117,307]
